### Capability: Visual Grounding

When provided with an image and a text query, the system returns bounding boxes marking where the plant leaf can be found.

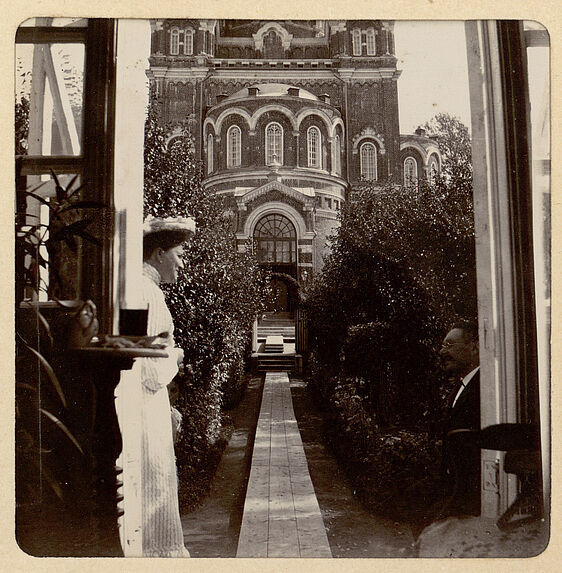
[21,301,54,346]
[48,218,92,242]
[65,174,80,194]
[52,297,81,309]
[24,345,67,408]
[71,229,102,246]
[16,382,37,393]
[26,179,49,194]
[62,234,78,253]
[58,201,107,214]
[40,409,84,455]
[49,169,65,202]
[27,454,64,500]
[22,191,51,207]
[67,182,87,200]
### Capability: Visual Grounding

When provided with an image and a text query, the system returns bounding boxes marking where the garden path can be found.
[180,373,416,558]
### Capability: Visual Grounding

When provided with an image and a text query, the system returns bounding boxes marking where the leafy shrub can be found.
[303,114,476,522]
[317,374,441,523]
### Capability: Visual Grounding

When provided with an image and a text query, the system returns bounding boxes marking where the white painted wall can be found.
[113,19,151,557]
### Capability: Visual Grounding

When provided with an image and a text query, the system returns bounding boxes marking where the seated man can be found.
[438,321,481,517]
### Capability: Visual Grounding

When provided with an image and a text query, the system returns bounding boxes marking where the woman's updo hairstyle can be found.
[142,216,196,261]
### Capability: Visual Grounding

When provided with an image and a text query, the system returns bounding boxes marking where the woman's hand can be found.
[175,347,184,365]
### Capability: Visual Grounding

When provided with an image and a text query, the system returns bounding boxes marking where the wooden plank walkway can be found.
[236,372,332,558]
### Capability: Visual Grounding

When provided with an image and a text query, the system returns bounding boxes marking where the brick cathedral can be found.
[148,20,440,309]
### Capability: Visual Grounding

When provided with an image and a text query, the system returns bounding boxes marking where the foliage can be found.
[143,100,269,509]
[420,112,472,185]
[303,114,476,521]
[16,171,105,301]
[16,312,84,506]
[15,96,29,155]
[15,170,107,507]
[304,115,476,416]
[308,368,442,524]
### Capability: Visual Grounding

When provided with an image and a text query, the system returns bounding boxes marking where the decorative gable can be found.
[234,180,315,212]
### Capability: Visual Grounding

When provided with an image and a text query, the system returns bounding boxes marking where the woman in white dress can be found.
[140,216,195,557]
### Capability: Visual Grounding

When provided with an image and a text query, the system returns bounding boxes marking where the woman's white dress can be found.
[140,263,189,557]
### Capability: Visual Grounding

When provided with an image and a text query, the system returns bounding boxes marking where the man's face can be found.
[159,245,184,284]
[439,328,478,377]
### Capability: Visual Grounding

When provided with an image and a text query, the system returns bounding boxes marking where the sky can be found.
[394,21,472,134]
[16,20,476,139]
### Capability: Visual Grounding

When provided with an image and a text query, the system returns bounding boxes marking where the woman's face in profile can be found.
[159,244,185,284]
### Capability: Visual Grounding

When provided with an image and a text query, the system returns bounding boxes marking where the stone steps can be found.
[256,356,296,372]
[264,335,284,354]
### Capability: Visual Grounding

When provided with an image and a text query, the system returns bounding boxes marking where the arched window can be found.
[404,156,418,186]
[334,134,342,175]
[227,125,241,168]
[170,28,180,55]
[263,29,284,59]
[429,157,439,183]
[352,29,362,56]
[265,122,283,165]
[366,28,376,55]
[360,142,377,180]
[184,29,194,55]
[307,126,321,168]
[207,133,213,174]
[254,213,297,264]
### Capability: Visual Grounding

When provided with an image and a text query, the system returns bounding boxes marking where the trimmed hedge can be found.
[302,123,476,524]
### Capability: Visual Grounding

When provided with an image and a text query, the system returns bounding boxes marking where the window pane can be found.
[308,127,320,167]
[334,135,341,174]
[361,143,376,180]
[266,123,282,164]
[17,173,83,301]
[228,126,241,167]
[185,30,193,55]
[353,29,361,55]
[254,214,296,264]
[404,157,417,185]
[170,29,179,55]
[16,43,85,156]
[207,134,213,174]
[367,29,375,55]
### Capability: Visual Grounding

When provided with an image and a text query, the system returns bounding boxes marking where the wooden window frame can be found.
[265,121,283,165]
[307,126,321,168]
[352,28,361,56]
[360,142,377,180]
[404,156,417,185]
[15,19,117,332]
[227,125,241,168]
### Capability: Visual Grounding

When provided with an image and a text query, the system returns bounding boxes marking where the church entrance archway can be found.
[268,276,289,312]
[254,213,298,313]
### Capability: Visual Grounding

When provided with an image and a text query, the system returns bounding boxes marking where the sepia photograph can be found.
[12,13,551,562]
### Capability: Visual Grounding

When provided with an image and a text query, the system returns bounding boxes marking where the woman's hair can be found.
[143,229,189,260]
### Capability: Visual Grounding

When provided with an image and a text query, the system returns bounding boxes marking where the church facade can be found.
[147,20,441,306]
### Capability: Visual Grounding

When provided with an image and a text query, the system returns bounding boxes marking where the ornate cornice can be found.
[352,128,386,155]
[234,180,315,212]
[253,22,293,51]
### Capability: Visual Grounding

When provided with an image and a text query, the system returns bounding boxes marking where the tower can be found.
[147,19,439,310]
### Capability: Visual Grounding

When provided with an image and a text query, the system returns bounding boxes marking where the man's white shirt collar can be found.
[452,366,480,408]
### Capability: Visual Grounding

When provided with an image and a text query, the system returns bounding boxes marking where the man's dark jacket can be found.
[442,369,481,516]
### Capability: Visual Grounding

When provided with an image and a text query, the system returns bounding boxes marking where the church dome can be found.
[223,83,319,102]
